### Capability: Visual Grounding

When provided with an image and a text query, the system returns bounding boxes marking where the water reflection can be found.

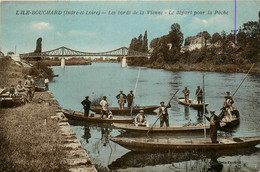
[108,148,260,171]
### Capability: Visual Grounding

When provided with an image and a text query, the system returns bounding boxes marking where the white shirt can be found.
[100,100,109,111]
[44,78,49,84]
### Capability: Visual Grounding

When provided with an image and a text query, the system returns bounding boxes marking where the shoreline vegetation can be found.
[0,56,69,171]
[127,21,260,74]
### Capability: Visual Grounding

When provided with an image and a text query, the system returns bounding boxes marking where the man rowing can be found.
[195,86,203,104]
[157,101,171,127]
[205,110,220,143]
[116,90,127,109]
[135,110,149,127]
[182,87,190,103]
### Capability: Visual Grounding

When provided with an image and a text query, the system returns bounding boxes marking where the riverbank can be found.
[0,56,96,171]
[127,57,260,73]
[42,58,92,66]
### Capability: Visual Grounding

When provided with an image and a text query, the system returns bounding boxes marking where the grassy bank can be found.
[0,56,69,171]
[42,58,91,66]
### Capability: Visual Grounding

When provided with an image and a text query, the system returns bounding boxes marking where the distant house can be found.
[181,36,211,53]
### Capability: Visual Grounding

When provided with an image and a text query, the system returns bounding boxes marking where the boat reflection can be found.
[108,147,260,171]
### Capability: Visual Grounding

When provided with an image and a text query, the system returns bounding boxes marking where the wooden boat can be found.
[62,109,134,123]
[219,108,240,128]
[110,137,260,152]
[112,123,211,133]
[0,93,26,108]
[177,97,209,109]
[90,105,159,115]
[35,86,45,92]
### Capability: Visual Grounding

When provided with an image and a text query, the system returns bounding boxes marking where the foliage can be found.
[129,30,148,53]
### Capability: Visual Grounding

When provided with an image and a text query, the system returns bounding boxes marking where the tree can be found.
[211,32,222,44]
[34,37,42,53]
[169,23,183,50]
[242,21,260,38]
[184,36,195,46]
[143,30,148,52]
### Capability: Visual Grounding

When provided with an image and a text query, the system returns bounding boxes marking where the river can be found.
[49,63,260,171]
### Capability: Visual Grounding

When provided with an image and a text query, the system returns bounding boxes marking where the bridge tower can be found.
[121,47,127,68]
[61,47,65,68]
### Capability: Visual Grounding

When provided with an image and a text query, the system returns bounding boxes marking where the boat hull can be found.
[112,123,210,133]
[110,137,260,152]
[63,109,134,124]
[90,105,159,115]
[177,97,209,109]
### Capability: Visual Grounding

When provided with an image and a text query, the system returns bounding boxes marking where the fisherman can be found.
[44,78,49,91]
[9,85,15,98]
[205,110,220,143]
[182,87,190,103]
[135,110,149,127]
[81,96,91,117]
[127,90,134,108]
[157,101,171,127]
[195,86,203,104]
[24,76,33,101]
[223,92,234,119]
[116,90,127,109]
[100,96,110,119]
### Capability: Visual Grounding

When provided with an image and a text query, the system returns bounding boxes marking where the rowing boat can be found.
[110,137,260,152]
[63,109,134,123]
[112,123,212,133]
[177,97,209,109]
[90,105,159,115]
[219,108,240,128]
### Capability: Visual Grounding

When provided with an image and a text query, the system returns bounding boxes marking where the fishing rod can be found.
[130,68,141,116]
[146,89,179,137]
[232,63,255,98]
[203,72,206,138]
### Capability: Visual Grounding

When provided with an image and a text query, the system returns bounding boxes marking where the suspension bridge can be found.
[19,46,151,58]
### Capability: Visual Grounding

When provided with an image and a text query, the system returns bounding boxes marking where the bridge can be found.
[19,46,151,58]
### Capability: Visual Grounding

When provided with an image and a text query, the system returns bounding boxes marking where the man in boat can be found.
[9,85,15,98]
[127,90,134,108]
[205,110,220,143]
[30,77,36,99]
[158,101,171,127]
[44,78,49,91]
[100,96,110,119]
[223,92,234,119]
[195,86,203,104]
[116,90,127,109]
[135,110,149,127]
[182,87,190,103]
[81,96,91,117]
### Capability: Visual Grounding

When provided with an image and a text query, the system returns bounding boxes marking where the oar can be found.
[146,89,179,137]
[130,68,141,116]
[232,63,255,98]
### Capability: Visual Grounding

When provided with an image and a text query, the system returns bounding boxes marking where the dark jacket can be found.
[81,99,91,108]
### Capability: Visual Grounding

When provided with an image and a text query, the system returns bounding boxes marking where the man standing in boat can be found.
[81,96,91,117]
[195,86,203,104]
[100,96,110,118]
[24,75,33,101]
[222,92,234,119]
[205,110,220,143]
[158,101,171,127]
[127,90,134,108]
[135,110,149,127]
[116,90,127,109]
[182,87,190,103]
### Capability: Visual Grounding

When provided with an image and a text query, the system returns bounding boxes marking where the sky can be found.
[0,1,259,54]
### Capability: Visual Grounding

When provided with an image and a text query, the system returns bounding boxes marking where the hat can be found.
[27,75,32,78]
[139,110,144,113]
[120,90,123,92]
[226,92,230,94]
[197,86,200,88]
[160,101,164,104]
[130,90,133,92]
[85,96,89,99]
[210,110,215,113]
[103,96,107,99]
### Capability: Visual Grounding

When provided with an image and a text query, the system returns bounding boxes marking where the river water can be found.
[50,63,260,171]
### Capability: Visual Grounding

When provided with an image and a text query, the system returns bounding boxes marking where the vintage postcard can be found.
[0,0,259,171]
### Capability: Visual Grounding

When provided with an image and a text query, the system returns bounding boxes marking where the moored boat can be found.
[112,123,211,133]
[90,105,159,115]
[62,109,134,123]
[109,137,260,152]
[177,97,209,109]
